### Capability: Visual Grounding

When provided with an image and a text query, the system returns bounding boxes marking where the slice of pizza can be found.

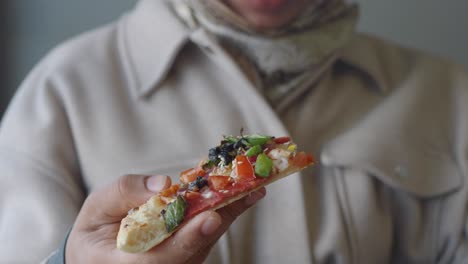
[116,134,314,253]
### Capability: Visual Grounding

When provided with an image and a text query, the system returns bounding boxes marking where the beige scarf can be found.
[171,0,358,104]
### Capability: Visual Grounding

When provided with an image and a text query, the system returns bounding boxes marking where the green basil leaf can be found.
[245,145,262,157]
[163,195,187,232]
[255,153,273,178]
[245,135,273,146]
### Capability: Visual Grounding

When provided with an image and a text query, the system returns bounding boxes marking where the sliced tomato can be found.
[235,155,256,181]
[180,167,205,184]
[291,151,315,168]
[274,136,291,144]
[208,175,232,191]
[160,184,179,197]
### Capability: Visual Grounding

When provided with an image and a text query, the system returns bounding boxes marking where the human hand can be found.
[65,174,266,264]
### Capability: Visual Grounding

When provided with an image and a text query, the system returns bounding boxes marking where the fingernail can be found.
[245,189,266,205]
[146,175,168,192]
[201,215,222,236]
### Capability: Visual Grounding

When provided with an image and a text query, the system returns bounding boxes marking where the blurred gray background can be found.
[2,0,468,116]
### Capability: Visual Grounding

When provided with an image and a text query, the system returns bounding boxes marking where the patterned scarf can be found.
[170,0,358,104]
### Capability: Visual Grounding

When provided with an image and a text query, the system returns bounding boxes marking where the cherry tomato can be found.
[274,136,291,144]
[208,175,232,191]
[180,167,205,184]
[235,155,256,181]
[291,152,315,168]
[160,184,179,197]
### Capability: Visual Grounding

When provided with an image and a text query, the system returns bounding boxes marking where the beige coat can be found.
[1,1,468,263]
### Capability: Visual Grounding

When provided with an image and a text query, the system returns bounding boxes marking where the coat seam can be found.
[334,167,359,264]
[434,197,444,263]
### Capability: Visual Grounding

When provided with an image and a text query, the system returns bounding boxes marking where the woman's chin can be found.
[249,0,290,13]
[225,0,308,30]
[244,15,293,30]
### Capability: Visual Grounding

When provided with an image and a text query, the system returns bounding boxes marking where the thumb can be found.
[79,175,171,224]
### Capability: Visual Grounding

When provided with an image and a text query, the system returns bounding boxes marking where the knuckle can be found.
[116,174,142,210]
[116,174,135,198]
[178,239,203,257]
[224,209,240,222]
[220,203,246,222]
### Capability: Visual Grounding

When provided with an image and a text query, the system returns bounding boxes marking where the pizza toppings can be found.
[208,175,232,191]
[180,167,205,184]
[245,145,262,157]
[208,135,275,167]
[234,155,256,181]
[254,153,273,177]
[117,133,315,253]
[179,135,308,199]
[291,151,314,168]
[273,136,291,144]
[163,135,311,232]
[170,135,309,218]
[188,176,208,192]
[244,135,273,146]
[209,141,237,166]
[159,184,179,198]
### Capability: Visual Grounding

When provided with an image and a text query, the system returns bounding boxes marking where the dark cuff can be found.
[46,228,71,264]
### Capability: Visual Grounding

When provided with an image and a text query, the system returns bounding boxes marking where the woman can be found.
[1,0,468,263]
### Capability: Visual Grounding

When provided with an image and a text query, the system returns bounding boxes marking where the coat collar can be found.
[120,0,388,99]
[339,34,390,93]
[120,0,190,98]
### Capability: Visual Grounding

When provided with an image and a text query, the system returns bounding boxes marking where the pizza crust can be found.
[116,196,172,253]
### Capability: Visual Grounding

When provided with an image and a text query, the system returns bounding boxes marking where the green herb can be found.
[223,136,238,144]
[255,153,273,178]
[245,135,273,146]
[202,160,216,170]
[163,195,187,232]
[245,145,262,157]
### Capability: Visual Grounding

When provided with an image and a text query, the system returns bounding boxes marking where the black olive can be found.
[188,176,208,191]
[197,177,208,189]
[221,143,235,153]
[219,142,237,164]
[209,147,220,162]
[220,153,234,165]
[225,156,234,164]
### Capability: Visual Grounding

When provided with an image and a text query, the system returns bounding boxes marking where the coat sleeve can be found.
[444,68,468,263]
[438,68,468,263]
[0,52,86,263]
